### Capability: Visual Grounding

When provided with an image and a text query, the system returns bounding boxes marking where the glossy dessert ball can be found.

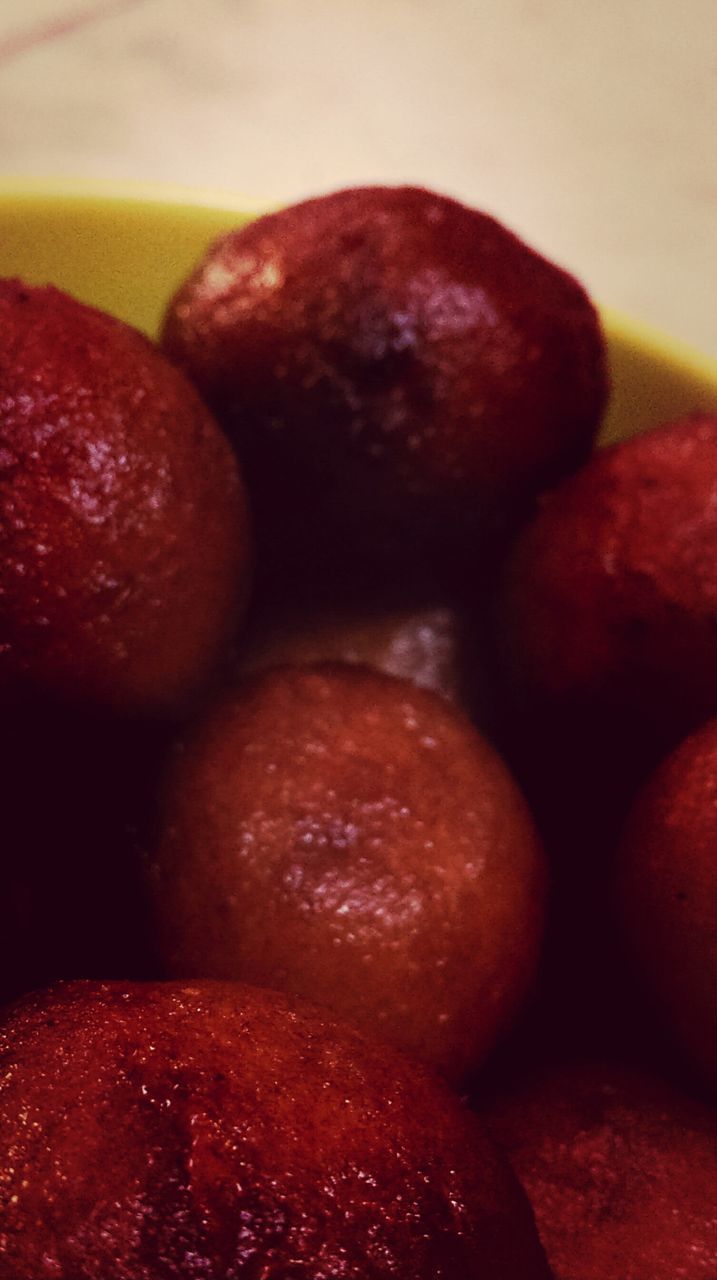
[162,185,606,576]
[150,665,546,1084]
[0,980,552,1279]
[616,717,717,1091]
[501,413,717,740]
[0,280,251,716]
[484,1060,717,1279]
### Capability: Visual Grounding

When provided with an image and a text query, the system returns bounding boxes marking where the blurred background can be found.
[1,0,715,350]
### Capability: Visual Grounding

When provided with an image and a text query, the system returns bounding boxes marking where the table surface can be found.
[1,0,715,353]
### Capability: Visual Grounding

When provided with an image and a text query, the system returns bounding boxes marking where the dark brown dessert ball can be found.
[0,980,552,1279]
[501,413,717,739]
[616,717,717,1091]
[150,665,546,1084]
[483,1060,717,1279]
[0,280,251,716]
[162,185,606,577]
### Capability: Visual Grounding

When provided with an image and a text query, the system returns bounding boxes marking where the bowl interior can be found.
[1,178,716,443]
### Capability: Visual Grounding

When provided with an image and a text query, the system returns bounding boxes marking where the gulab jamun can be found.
[0,280,251,716]
[162,185,606,577]
[492,417,717,1049]
[483,1059,717,1279]
[500,412,717,741]
[149,664,546,1084]
[616,716,717,1091]
[0,979,552,1278]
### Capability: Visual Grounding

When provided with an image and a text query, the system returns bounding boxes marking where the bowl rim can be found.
[0,173,269,212]
[0,174,715,386]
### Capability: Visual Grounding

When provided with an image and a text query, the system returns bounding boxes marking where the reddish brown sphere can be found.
[494,415,717,1051]
[501,413,717,738]
[149,665,546,1084]
[483,1060,717,1279]
[616,717,717,1091]
[0,280,251,716]
[162,185,606,576]
[0,980,552,1279]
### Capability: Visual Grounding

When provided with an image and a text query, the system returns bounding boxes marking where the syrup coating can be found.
[484,1060,717,1280]
[150,664,546,1083]
[0,280,251,715]
[0,980,552,1279]
[162,185,606,575]
[617,717,717,1091]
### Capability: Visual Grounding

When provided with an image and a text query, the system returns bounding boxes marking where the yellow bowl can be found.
[0,176,716,443]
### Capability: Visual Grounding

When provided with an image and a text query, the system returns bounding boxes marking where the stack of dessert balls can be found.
[0,186,715,1279]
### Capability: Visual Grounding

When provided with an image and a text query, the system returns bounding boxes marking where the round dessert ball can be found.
[149,664,546,1084]
[0,980,552,1279]
[0,280,252,716]
[501,413,717,740]
[162,185,606,576]
[483,1060,717,1279]
[616,717,717,1091]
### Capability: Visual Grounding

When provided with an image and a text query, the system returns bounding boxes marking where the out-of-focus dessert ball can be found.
[617,716,717,1091]
[484,1060,717,1279]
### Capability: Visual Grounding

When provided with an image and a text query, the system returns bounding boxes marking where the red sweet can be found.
[0,980,551,1279]
[0,280,251,716]
[501,413,717,739]
[616,717,717,1091]
[494,415,717,1072]
[484,1060,717,1279]
[162,185,606,577]
[149,664,546,1084]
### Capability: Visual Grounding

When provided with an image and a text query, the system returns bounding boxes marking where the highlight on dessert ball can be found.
[0,279,252,717]
[616,716,717,1092]
[162,184,607,577]
[0,980,552,1279]
[149,664,547,1084]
